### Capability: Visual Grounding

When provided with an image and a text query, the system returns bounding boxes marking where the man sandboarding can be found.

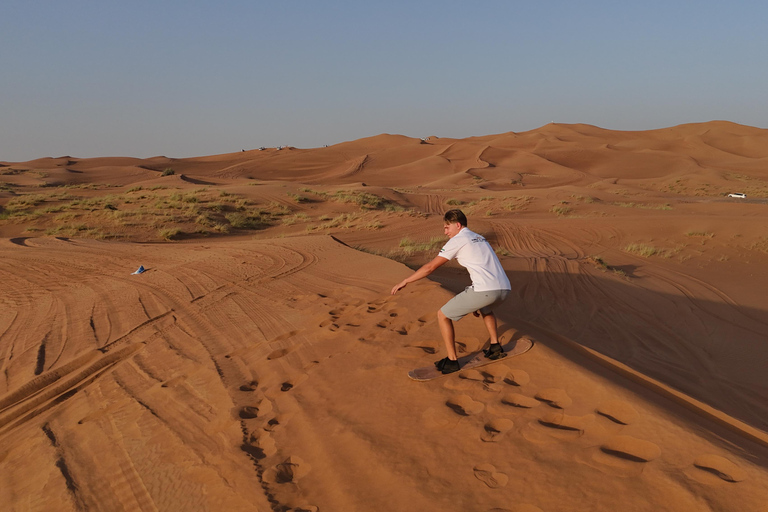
[391,210,512,374]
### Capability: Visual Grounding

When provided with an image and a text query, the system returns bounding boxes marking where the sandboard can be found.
[408,338,534,381]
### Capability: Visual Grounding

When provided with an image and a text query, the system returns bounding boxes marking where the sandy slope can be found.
[2,121,768,511]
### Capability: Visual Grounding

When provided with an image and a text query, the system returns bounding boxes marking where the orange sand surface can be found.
[2,121,768,511]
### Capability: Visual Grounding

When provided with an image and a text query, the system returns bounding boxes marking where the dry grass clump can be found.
[505,196,533,211]
[623,243,681,258]
[225,212,273,229]
[309,213,361,231]
[298,188,396,210]
[749,237,768,254]
[587,255,628,278]
[350,235,444,263]
[397,236,444,256]
[572,195,599,203]
[281,213,310,226]
[0,186,289,240]
[624,244,658,257]
[159,227,182,240]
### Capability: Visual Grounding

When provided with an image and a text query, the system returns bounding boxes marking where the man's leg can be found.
[481,311,505,359]
[437,310,458,360]
[481,311,500,345]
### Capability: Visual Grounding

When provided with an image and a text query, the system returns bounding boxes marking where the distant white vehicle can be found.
[728,193,747,199]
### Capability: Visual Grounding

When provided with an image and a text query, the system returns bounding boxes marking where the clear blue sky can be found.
[2,1,766,161]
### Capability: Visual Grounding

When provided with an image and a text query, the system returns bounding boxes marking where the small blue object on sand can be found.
[132,265,146,275]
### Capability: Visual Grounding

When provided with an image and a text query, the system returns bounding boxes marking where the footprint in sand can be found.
[271,330,300,343]
[239,380,259,392]
[481,418,514,442]
[692,454,747,482]
[247,431,277,457]
[596,400,639,425]
[239,406,260,419]
[263,417,281,432]
[501,393,540,409]
[263,456,310,484]
[459,369,485,382]
[503,369,530,386]
[396,346,438,359]
[600,435,661,462]
[385,307,408,318]
[288,506,318,512]
[535,388,572,409]
[473,464,508,488]
[267,348,291,360]
[523,412,593,444]
[400,315,429,334]
[239,398,273,419]
[319,319,339,331]
[446,395,485,416]
[538,412,593,434]
[279,374,308,392]
[480,366,510,384]
[483,382,505,393]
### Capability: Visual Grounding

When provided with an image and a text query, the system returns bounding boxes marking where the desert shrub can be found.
[330,190,390,210]
[398,236,444,255]
[287,193,309,203]
[624,244,658,257]
[159,227,182,240]
[310,213,360,230]
[161,168,175,176]
[6,194,48,212]
[225,212,271,229]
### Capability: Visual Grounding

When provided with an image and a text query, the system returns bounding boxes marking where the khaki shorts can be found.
[440,287,510,321]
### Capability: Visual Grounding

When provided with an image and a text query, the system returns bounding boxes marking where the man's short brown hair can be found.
[443,209,467,227]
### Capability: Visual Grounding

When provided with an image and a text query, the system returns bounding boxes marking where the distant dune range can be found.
[1,121,768,511]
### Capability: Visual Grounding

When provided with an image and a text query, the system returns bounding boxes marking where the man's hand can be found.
[390,256,448,296]
[391,281,407,295]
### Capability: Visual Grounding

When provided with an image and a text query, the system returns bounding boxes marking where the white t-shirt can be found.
[438,227,511,292]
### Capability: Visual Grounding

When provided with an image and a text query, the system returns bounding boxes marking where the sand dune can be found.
[2,121,768,511]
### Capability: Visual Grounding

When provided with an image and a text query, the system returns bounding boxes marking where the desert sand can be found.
[1,121,768,511]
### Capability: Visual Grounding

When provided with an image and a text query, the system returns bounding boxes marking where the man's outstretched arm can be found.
[391,256,448,295]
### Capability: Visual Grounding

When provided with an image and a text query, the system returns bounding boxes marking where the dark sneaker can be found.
[434,357,450,370]
[483,343,504,360]
[440,359,460,374]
